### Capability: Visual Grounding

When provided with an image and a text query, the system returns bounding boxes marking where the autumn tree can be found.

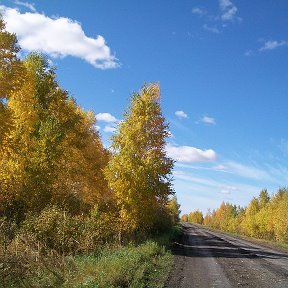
[0,53,109,220]
[0,17,24,148]
[0,17,24,98]
[166,196,181,225]
[188,210,204,224]
[268,188,288,242]
[105,84,174,234]
[181,214,188,222]
[203,188,288,243]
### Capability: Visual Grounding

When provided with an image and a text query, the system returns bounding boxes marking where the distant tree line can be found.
[182,188,288,243]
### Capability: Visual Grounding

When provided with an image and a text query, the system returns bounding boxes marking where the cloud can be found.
[219,0,238,21]
[0,5,119,69]
[14,0,36,12]
[219,185,237,195]
[213,164,229,172]
[259,40,288,52]
[201,115,216,125]
[175,110,188,119]
[96,113,117,123]
[223,161,273,181]
[192,7,207,16]
[166,144,217,163]
[103,125,116,133]
[203,24,220,34]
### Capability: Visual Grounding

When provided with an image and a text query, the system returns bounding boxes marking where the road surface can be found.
[165,223,288,288]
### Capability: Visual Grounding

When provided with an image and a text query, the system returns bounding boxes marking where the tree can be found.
[181,214,188,222]
[0,17,24,98]
[258,189,270,208]
[241,197,260,237]
[105,83,174,234]
[0,53,109,220]
[188,210,204,224]
[0,17,24,146]
[166,196,181,225]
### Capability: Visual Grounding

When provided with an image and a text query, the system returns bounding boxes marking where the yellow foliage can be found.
[105,84,174,234]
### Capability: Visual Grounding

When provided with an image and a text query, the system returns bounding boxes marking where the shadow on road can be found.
[172,226,288,260]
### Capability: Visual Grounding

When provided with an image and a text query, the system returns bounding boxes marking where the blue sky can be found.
[1,0,288,214]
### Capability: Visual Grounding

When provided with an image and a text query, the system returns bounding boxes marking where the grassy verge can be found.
[2,225,181,288]
[63,226,182,288]
[63,241,171,288]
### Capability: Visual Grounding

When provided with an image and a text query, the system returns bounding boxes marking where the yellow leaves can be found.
[203,188,288,243]
[0,52,109,219]
[105,83,174,233]
[188,210,204,224]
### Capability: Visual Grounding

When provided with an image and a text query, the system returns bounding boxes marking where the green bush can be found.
[64,241,172,288]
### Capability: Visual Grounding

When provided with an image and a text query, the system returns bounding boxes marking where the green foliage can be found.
[64,241,172,288]
[1,223,174,288]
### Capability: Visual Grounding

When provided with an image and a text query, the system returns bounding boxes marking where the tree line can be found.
[0,16,180,262]
[182,188,288,243]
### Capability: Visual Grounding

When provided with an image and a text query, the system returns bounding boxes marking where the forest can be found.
[0,18,180,287]
[183,188,288,243]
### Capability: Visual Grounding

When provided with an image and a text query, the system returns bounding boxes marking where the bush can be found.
[64,241,172,288]
[19,205,118,255]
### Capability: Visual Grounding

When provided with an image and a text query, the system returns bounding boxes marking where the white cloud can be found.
[166,144,217,163]
[259,40,288,52]
[213,164,229,172]
[175,110,188,119]
[0,5,119,69]
[219,0,238,21]
[192,7,207,16]
[201,115,216,125]
[203,24,220,34]
[103,125,116,133]
[219,185,237,195]
[224,161,273,181]
[96,113,117,123]
[14,0,36,12]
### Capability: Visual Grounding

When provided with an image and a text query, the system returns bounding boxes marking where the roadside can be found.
[200,224,288,254]
[2,225,180,288]
[165,223,288,288]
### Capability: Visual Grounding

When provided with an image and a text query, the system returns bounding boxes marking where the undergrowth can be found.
[1,223,180,288]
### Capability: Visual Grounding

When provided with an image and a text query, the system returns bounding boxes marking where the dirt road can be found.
[165,223,288,288]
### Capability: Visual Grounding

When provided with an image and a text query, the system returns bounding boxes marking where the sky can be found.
[1,0,288,215]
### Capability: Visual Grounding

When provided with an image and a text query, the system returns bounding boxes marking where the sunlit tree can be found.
[105,83,174,234]
[188,210,204,224]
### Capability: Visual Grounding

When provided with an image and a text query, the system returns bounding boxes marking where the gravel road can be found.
[165,223,288,288]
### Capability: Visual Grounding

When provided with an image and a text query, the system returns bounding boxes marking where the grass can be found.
[63,241,172,288]
[63,226,182,288]
[2,225,181,288]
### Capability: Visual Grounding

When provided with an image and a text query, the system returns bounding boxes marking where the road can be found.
[165,223,288,288]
